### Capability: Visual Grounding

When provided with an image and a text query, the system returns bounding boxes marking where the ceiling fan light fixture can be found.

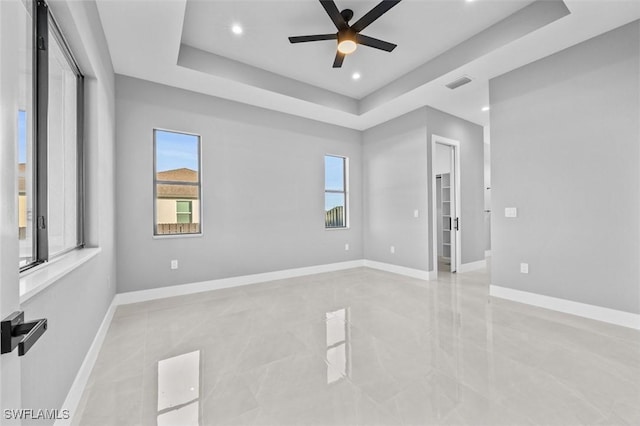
[288,0,401,67]
[338,40,357,54]
[337,31,357,55]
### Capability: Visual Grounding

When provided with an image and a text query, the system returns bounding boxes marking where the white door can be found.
[432,136,461,275]
[449,146,458,273]
[1,0,28,417]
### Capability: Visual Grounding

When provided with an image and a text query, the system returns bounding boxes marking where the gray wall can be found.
[363,108,430,270]
[16,0,117,420]
[116,76,363,293]
[363,107,485,272]
[489,21,640,314]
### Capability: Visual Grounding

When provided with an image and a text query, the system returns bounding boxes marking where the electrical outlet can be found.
[171,259,179,270]
[390,246,395,254]
[520,263,529,274]
[505,207,518,218]
[345,243,349,251]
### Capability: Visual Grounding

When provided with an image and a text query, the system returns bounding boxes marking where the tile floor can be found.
[73,267,640,425]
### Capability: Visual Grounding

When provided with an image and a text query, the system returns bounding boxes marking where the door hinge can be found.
[38,216,46,230]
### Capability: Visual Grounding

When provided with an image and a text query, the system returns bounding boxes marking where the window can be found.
[17,0,34,268]
[18,0,84,271]
[154,130,201,236]
[176,201,192,224]
[324,155,348,228]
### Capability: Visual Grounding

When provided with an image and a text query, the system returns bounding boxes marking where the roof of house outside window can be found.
[156,168,198,199]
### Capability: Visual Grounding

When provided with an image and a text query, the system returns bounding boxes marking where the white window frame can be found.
[20,0,85,272]
[153,129,203,237]
[324,154,349,230]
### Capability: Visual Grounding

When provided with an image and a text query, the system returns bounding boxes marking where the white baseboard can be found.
[457,259,487,273]
[364,260,435,280]
[490,285,640,330]
[55,300,117,426]
[114,260,366,306]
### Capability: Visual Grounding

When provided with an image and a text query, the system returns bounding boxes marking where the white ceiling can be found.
[182,0,534,99]
[95,0,640,130]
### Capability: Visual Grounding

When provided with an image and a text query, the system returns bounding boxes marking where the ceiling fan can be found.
[288,0,402,68]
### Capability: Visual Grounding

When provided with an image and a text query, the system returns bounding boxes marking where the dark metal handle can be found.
[455,218,460,231]
[1,312,48,356]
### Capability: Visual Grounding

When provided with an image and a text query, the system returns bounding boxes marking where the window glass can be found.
[47,27,78,257]
[17,1,34,268]
[16,0,84,272]
[154,130,201,235]
[324,155,345,191]
[324,155,347,228]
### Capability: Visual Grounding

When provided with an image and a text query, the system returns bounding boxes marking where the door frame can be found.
[431,135,461,276]
[1,0,25,414]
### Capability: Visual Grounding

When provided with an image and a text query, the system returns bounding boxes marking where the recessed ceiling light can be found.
[482,106,490,112]
[231,24,243,35]
[352,72,361,80]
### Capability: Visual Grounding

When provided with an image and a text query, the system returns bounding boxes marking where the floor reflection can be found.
[157,350,201,426]
[75,266,640,425]
[325,308,350,384]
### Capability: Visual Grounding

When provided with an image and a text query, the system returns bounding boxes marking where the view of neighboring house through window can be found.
[17,0,33,268]
[18,109,32,267]
[154,130,201,236]
[325,155,347,228]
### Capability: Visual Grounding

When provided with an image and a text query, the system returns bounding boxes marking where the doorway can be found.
[431,136,461,276]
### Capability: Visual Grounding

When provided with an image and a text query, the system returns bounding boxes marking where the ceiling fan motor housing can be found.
[340,9,354,22]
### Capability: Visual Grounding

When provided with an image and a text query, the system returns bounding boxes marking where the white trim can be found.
[20,248,102,303]
[114,260,365,305]
[363,260,435,281]
[55,300,117,426]
[485,250,492,258]
[490,285,640,330]
[457,259,487,273]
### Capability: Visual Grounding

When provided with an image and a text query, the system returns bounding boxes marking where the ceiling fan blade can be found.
[289,34,337,43]
[356,34,397,52]
[351,0,401,33]
[332,51,345,68]
[320,0,348,31]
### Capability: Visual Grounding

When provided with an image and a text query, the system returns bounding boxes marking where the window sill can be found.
[152,233,203,240]
[325,227,350,231]
[20,247,102,304]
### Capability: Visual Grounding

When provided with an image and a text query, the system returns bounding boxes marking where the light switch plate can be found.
[505,207,518,218]
[520,263,529,274]
[413,209,419,218]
